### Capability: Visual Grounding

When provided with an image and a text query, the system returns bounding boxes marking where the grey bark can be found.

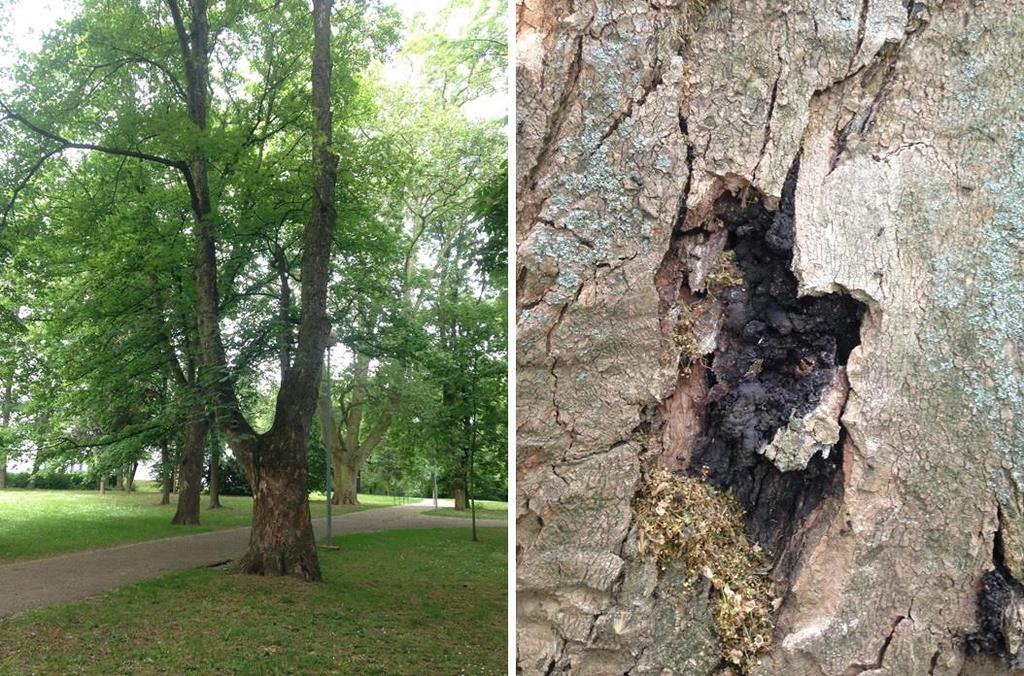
[516,2,1024,675]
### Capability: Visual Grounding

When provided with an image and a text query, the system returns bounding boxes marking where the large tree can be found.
[517,1,1024,675]
[0,0,396,579]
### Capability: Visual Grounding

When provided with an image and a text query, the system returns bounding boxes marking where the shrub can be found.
[3,471,97,490]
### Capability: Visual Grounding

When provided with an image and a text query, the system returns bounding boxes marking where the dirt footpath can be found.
[0,501,505,619]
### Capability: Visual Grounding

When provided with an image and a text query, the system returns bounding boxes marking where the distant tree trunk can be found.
[452,479,468,511]
[327,354,394,506]
[26,451,40,489]
[98,475,106,495]
[432,464,439,509]
[0,373,11,490]
[126,462,137,492]
[208,430,221,509]
[159,440,172,505]
[334,459,359,506]
[172,412,210,525]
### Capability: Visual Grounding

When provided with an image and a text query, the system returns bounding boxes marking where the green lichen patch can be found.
[635,469,775,672]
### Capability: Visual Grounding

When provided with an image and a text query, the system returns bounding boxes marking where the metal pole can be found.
[324,346,333,542]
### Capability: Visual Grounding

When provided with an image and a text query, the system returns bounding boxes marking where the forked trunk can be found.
[172,414,210,525]
[238,438,320,580]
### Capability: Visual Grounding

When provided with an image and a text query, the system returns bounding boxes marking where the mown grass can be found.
[0,489,393,562]
[0,528,507,675]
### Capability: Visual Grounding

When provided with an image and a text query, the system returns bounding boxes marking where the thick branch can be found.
[1,104,187,172]
[269,0,336,443]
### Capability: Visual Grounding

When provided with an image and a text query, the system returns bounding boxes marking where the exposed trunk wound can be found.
[686,164,866,566]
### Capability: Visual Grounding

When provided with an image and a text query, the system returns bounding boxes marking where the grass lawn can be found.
[0,528,507,675]
[0,489,395,563]
[423,500,508,521]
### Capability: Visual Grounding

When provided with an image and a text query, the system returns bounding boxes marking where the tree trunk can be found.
[238,437,320,580]
[172,414,210,526]
[432,464,438,509]
[159,441,172,505]
[126,462,137,491]
[166,0,335,581]
[334,459,359,506]
[327,353,394,507]
[516,2,1024,675]
[26,452,39,489]
[208,430,221,509]
[330,456,343,505]
[98,475,105,495]
[452,476,468,511]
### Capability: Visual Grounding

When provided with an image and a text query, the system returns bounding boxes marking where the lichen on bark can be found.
[517,1,1024,674]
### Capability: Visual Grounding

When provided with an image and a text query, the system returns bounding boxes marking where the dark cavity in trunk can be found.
[689,162,865,566]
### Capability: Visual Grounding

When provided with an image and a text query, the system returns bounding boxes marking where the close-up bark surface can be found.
[516,1,1024,674]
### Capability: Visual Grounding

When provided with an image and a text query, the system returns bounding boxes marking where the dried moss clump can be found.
[635,469,776,671]
[672,303,705,373]
[706,249,744,293]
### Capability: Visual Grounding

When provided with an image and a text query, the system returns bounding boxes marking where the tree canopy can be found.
[0,0,507,546]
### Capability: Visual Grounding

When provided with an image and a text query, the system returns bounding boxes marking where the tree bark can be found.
[172,411,210,525]
[126,462,137,491]
[159,440,172,505]
[238,436,320,579]
[517,2,1024,675]
[452,477,468,511]
[208,429,221,509]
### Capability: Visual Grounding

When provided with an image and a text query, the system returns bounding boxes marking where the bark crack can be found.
[594,61,664,152]
[849,0,871,71]
[524,31,586,193]
[752,58,783,182]
[843,611,910,675]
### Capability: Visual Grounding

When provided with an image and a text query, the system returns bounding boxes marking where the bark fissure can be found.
[594,62,664,151]
[843,611,910,675]
[524,32,585,195]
